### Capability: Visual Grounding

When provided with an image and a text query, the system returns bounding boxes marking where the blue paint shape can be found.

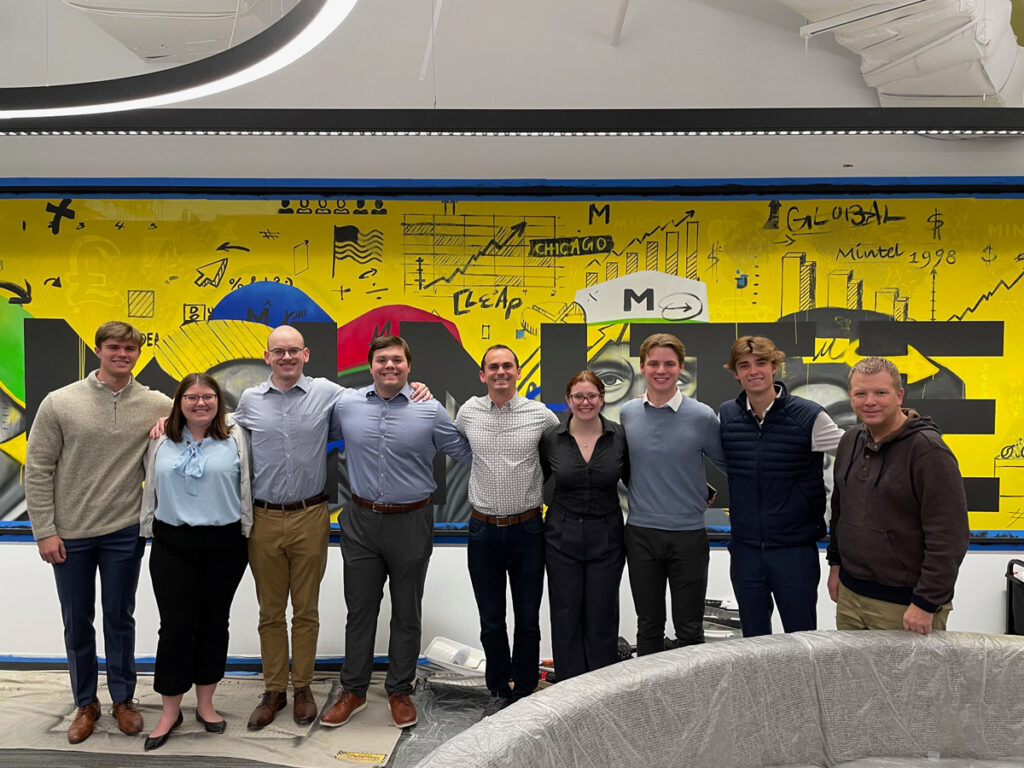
[209,282,331,326]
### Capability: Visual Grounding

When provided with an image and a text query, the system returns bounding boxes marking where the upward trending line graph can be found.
[402,214,559,295]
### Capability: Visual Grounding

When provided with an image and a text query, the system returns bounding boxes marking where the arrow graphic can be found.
[216,242,250,252]
[0,280,31,304]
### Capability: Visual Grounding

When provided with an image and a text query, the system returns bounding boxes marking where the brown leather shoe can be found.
[247,690,287,731]
[112,699,143,735]
[388,693,417,728]
[319,691,366,728]
[67,700,101,744]
[293,685,318,726]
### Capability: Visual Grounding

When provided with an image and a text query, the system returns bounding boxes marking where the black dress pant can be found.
[150,519,249,696]
[545,508,625,681]
[624,524,708,656]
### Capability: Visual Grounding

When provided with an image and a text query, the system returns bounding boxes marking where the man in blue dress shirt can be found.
[319,334,471,730]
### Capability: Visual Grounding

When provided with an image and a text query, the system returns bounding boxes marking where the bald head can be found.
[264,325,309,390]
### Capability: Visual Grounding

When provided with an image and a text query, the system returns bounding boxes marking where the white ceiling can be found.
[0,0,878,108]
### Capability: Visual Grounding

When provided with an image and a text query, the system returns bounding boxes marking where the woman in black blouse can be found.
[539,370,629,681]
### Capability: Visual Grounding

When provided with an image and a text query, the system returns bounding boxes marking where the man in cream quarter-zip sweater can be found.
[26,321,172,745]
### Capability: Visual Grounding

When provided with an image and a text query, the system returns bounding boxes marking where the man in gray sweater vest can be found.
[26,321,172,745]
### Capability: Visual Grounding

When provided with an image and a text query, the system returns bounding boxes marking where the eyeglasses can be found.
[269,347,304,358]
[568,393,602,403]
[182,394,218,404]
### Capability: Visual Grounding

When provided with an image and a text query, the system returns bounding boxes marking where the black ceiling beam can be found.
[4,106,1024,135]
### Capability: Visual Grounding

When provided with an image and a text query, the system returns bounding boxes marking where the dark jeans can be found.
[150,519,249,695]
[467,514,545,699]
[624,524,708,656]
[728,540,820,636]
[545,508,625,681]
[52,524,145,706]
[339,501,433,697]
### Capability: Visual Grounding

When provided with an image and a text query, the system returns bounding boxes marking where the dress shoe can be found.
[247,690,287,731]
[112,698,144,735]
[196,711,227,733]
[388,693,417,728]
[67,700,101,744]
[319,691,366,728]
[292,685,318,726]
[143,709,183,752]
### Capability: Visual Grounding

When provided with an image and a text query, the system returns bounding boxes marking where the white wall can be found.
[1,539,1012,661]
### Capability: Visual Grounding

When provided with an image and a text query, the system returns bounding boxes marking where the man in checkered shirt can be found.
[455,345,558,709]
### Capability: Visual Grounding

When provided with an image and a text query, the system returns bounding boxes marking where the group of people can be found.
[25,320,970,751]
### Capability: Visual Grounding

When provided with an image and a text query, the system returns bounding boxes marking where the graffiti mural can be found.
[0,193,1019,538]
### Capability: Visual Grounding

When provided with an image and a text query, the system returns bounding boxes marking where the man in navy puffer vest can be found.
[719,336,844,636]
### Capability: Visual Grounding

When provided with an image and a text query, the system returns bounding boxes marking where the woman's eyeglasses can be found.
[182,394,218,404]
[568,393,602,403]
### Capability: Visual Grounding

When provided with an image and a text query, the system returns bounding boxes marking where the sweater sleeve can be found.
[826,433,852,566]
[24,396,63,541]
[701,408,727,472]
[910,443,969,611]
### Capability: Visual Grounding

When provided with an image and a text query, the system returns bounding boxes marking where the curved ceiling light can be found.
[0,0,356,120]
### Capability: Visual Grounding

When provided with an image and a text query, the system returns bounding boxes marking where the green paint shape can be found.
[0,303,30,404]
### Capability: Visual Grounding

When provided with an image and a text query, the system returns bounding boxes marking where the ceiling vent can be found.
[777,0,1024,106]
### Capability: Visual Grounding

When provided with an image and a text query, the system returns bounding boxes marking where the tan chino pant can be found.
[248,501,330,691]
[836,583,951,632]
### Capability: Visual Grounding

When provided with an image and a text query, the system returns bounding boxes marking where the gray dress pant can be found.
[339,500,433,696]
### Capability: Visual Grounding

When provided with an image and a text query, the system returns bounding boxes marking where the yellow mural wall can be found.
[0,194,1019,536]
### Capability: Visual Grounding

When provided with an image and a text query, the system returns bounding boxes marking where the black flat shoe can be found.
[143,709,183,751]
[196,711,227,733]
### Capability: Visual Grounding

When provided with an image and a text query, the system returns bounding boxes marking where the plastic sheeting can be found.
[413,631,1024,768]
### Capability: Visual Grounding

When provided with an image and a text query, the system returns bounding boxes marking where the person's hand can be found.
[410,382,433,402]
[37,535,67,564]
[903,603,935,635]
[827,565,840,603]
[149,416,168,439]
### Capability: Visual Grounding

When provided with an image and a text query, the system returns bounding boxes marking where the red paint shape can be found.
[337,305,461,373]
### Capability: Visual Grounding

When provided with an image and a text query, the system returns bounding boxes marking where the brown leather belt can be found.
[471,507,541,527]
[254,493,328,511]
[353,494,431,514]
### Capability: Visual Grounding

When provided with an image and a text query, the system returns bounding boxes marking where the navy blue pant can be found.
[728,540,820,636]
[545,508,624,681]
[52,524,145,707]
[467,514,545,700]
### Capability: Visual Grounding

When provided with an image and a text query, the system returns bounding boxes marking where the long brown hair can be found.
[166,373,229,442]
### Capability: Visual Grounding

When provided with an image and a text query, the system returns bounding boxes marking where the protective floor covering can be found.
[0,670,403,767]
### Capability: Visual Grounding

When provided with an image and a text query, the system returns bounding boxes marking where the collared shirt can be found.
[233,374,345,503]
[747,384,845,454]
[153,430,241,528]
[641,388,683,411]
[456,393,559,516]
[329,383,471,504]
[539,414,629,518]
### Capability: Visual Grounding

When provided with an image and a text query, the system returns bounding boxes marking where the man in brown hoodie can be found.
[826,356,969,635]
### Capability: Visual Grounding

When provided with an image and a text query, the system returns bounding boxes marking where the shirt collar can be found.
[488,393,521,411]
[556,413,613,435]
[365,383,413,402]
[745,384,782,418]
[642,389,683,412]
[266,373,311,394]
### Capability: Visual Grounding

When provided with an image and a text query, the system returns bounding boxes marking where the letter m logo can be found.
[589,204,610,224]
[623,288,654,312]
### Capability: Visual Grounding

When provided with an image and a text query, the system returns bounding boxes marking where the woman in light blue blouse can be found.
[140,373,252,751]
